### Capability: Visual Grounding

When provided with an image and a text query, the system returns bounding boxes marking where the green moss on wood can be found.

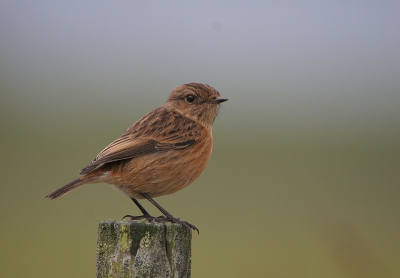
[96,220,191,278]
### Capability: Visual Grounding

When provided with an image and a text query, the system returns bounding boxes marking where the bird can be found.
[45,83,227,233]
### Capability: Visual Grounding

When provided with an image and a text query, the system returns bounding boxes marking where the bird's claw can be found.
[123,214,199,234]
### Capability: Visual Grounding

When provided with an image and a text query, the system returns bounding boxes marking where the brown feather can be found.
[79,108,202,175]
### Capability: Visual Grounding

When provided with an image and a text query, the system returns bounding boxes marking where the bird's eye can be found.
[186,94,195,103]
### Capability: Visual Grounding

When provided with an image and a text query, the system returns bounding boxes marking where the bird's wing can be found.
[79,108,202,175]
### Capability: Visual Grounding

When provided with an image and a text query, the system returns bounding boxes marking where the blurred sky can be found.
[2,1,399,142]
[1,1,399,277]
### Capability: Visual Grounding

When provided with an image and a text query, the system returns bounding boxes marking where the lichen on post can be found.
[96,220,192,278]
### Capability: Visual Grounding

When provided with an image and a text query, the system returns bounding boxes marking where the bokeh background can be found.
[1,1,399,277]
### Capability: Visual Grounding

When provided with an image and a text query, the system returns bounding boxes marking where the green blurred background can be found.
[1,1,399,277]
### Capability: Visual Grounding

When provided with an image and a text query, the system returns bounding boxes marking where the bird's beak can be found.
[210,98,228,104]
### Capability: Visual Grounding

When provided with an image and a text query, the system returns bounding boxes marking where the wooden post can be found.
[96,220,192,278]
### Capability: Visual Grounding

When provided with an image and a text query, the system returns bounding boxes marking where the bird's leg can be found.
[123,198,166,221]
[141,193,199,234]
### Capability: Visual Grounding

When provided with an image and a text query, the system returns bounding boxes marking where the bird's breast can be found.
[111,127,213,199]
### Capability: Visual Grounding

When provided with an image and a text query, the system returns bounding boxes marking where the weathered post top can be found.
[96,220,192,278]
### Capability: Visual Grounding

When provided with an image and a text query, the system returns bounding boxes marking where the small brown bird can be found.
[45,83,227,232]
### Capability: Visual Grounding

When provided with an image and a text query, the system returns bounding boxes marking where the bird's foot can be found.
[123,214,166,222]
[164,214,199,234]
[123,214,199,234]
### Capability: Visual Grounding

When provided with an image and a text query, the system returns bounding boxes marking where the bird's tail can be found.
[45,178,86,199]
